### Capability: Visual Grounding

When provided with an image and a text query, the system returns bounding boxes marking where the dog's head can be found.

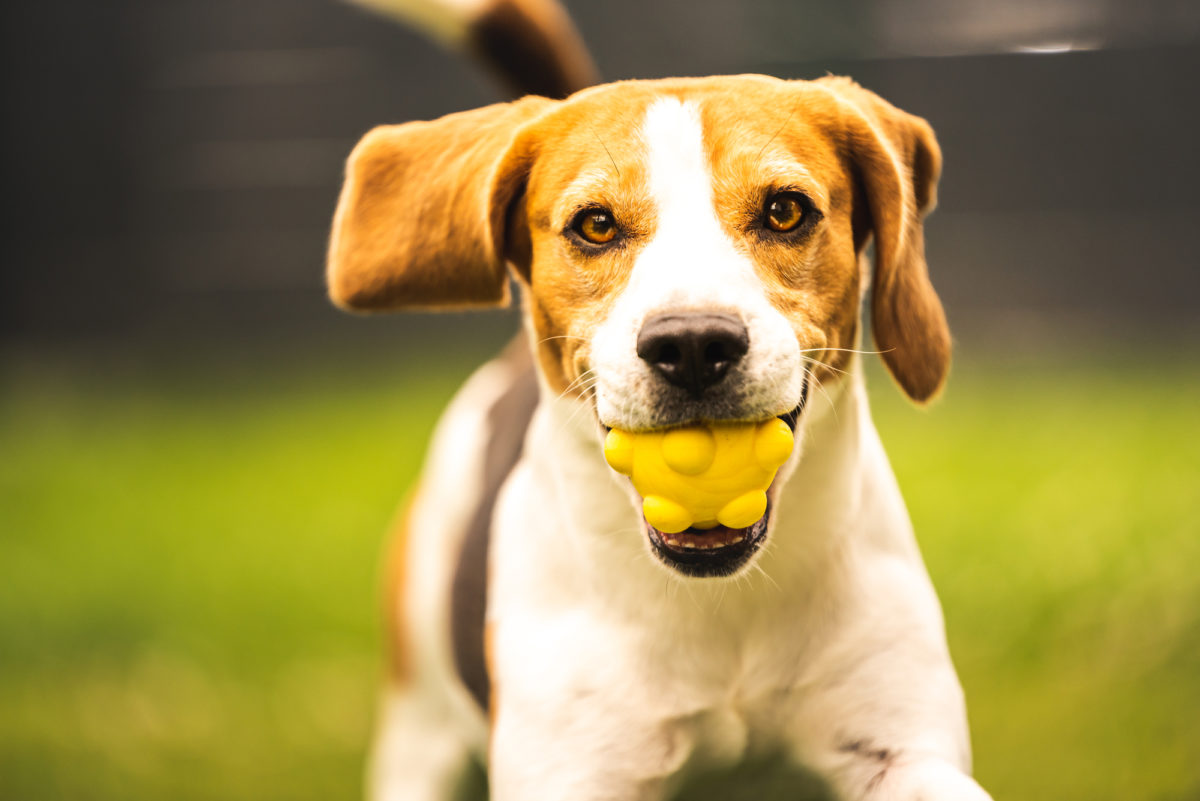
[328,75,948,576]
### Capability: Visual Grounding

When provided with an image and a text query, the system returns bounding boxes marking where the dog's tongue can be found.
[603,419,794,534]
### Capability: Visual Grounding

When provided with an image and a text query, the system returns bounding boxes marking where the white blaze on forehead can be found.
[643,98,715,228]
[632,96,762,311]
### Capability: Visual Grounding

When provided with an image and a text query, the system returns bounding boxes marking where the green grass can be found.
[874,356,1200,801]
[1,345,1197,800]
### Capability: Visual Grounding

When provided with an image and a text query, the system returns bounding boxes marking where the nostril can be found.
[657,342,682,366]
[703,340,729,366]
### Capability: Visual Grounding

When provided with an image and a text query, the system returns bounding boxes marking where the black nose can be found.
[636,312,749,397]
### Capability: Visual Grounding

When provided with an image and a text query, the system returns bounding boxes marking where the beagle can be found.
[328,1,992,799]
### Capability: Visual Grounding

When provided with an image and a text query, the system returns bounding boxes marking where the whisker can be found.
[756,100,801,162]
[714,580,728,613]
[569,381,598,401]
[538,334,589,345]
[801,363,838,422]
[557,368,598,400]
[801,365,832,406]
[801,356,851,378]
[588,124,621,180]
[735,570,756,599]
[561,402,597,434]
[558,387,604,436]
[798,346,892,357]
[752,562,781,594]
[558,398,595,432]
[558,374,598,405]
[556,376,593,402]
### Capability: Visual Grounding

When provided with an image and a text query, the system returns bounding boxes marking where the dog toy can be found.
[603,419,794,534]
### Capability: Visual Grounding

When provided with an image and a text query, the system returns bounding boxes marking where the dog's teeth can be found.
[661,530,749,551]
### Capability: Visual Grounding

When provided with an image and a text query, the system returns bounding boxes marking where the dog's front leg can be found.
[485,607,696,801]
[488,697,689,801]
[814,730,991,801]
[842,756,993,801]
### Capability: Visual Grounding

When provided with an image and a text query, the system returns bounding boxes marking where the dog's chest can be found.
[503,595,813,748]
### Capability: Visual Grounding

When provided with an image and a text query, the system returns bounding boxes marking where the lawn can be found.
[1,341,1197,800]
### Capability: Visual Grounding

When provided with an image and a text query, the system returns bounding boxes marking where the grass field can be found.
[1,342,1197,800]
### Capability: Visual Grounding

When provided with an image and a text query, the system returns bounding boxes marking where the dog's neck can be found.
[516,358,915,624]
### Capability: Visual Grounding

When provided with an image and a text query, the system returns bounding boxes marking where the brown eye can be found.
[573,208,618,245]
[764,193,806,233]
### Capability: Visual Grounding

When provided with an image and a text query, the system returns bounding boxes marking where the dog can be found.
[327,1,993,798]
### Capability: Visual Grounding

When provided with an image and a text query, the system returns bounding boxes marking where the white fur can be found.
[590,99,803,430]
[372,100,991,801]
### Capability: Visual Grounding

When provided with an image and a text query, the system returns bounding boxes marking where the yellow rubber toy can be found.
[603,419,794,534]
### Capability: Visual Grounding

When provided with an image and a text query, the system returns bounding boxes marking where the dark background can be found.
[3,0,1198,351]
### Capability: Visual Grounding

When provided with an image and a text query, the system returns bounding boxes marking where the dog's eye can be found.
[763,193,807,233]
[572,208,618,245]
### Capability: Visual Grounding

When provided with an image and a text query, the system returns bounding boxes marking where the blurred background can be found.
[1,1,1197,799]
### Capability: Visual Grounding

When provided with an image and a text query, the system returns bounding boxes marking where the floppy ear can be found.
[821,77,949,403]
[327,95,554,311]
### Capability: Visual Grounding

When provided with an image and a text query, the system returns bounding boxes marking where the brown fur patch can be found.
[484,622,498,729]
[816,76,950,402]
[381,496,417,684]
[502,86,665,394]
[327,95,554,311]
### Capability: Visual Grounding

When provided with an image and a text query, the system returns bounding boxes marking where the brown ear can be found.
[821,77,950,403]
[327,95,554,311]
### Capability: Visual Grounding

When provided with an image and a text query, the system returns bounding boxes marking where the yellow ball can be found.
[660,427,716,475]
[603,418,794,534]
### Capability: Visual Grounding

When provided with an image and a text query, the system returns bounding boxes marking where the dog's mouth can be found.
[611,388,807,578]
[644,504,773,577]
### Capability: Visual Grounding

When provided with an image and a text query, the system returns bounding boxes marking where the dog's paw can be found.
[871,759,992,801]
